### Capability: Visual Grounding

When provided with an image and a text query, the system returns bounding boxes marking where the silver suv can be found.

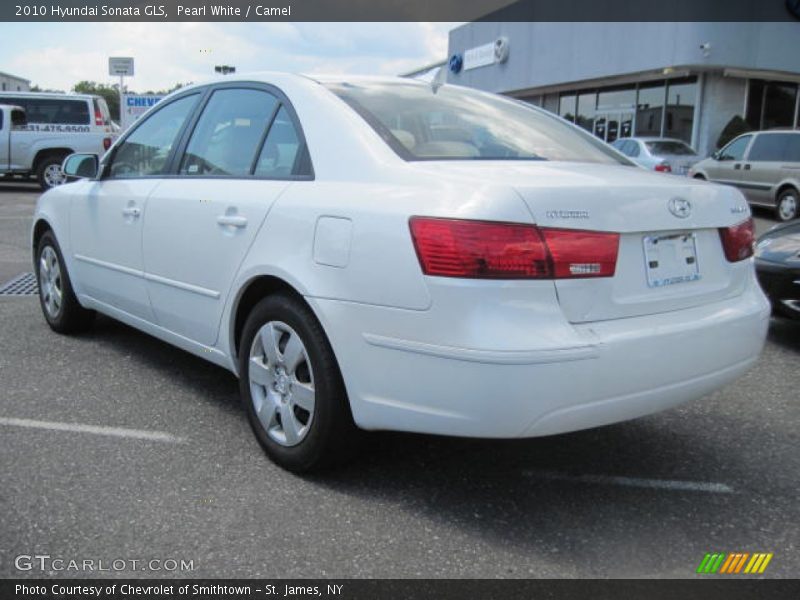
[690,130,800,221]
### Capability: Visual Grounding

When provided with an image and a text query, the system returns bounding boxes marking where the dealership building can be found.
[443,22,800,157]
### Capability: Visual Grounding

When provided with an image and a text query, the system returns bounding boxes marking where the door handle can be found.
[122,206,141,218]
[743,164,751,170]
[217,215,248,228]
[733,163,741,170]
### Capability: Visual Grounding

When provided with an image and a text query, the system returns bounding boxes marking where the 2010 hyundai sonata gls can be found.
[33,73,770,471]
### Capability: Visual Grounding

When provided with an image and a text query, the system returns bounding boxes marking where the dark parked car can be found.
[755,221,800,319]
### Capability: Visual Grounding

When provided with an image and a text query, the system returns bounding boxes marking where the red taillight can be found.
[654,162,672,173]
[409,217,619,280]
[94,107,104,126]
[719,218,755,262]
[540,228,619,278]
[102,137,112,151]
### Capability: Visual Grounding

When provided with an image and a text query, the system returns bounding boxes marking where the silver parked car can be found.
[690,130,800,221]
[611,137,701,175]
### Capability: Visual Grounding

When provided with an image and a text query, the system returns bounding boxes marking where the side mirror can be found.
[62,153,99,180]
[711,150,721,160]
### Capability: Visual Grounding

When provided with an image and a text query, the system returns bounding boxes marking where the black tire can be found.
[36,155,68,191]
[693,173,706,180]
[36,231,95,334]
[775,188,799,222]
[238,293,360,472]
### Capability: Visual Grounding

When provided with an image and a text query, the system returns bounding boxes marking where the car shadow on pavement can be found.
[0,182,40,194]
[305,415,777,576]
[64,312,792,577]
[82,314,243,415]
[768,317,800,352]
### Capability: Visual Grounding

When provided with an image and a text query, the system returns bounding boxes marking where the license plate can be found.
[643,232,700,288]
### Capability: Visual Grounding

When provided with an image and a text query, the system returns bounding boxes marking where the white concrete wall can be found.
[695,74,747,157]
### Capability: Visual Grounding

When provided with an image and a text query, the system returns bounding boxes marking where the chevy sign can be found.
[121,94,164,131]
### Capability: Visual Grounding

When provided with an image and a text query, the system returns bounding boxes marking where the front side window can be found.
[109,94,198,178]
[325,81,626,164]
[719,135,751,161]
[180,88,278,177]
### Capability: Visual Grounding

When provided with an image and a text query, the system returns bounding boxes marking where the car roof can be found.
[173,72,438,95]
[753,129,800,135]
[0,91,96,101]
[627,137,691,143]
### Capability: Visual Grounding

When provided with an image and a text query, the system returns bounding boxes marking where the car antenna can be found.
[431,66,447,94]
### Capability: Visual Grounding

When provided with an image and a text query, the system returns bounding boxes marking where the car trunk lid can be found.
[413,161,753,322]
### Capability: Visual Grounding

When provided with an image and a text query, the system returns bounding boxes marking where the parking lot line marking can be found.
[524,469,734,494]
[0,417,184,443]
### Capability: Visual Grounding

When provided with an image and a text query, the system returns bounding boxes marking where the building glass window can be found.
[665,77,697,143]
[745,79,765,130]
[576,92,596,132]
[763,83,797,130]
[745,79,798,131]
[559,94,576,122]
[635,82,665,137]
[597,87,635,112]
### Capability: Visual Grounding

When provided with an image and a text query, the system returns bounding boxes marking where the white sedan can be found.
[33,73,770,471]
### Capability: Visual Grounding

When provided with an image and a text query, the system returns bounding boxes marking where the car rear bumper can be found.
[310,278,770,438]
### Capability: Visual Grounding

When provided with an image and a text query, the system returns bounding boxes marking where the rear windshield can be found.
[645,141,695,155]
[324,81,626,164]
[0,96,89,125]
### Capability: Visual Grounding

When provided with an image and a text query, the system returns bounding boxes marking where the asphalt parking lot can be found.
[0,183,798,579]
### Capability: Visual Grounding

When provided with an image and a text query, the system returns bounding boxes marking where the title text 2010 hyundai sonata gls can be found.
[32,73,770,471]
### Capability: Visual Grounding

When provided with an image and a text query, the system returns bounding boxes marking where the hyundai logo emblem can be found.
[668,197,692,218]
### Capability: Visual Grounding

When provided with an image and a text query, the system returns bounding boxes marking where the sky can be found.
[1,22,458,92]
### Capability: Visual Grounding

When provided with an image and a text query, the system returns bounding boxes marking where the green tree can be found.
[716,115,751,150]
[72,80,121,122]
[29,84,65,93]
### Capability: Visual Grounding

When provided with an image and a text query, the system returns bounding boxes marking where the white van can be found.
[0,91,116,189]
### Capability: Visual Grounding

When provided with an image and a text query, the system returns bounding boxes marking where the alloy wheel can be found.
[248,320,316,447]
[38,246,63,318]
[778,193,797,221]
[43,164,67,188]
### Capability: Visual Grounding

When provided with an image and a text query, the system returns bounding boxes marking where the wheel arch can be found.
[32,147,74,173]
[775,181,798,200]
[230,274,309,366]
[31,217,54,260]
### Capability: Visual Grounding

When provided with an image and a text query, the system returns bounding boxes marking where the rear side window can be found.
[785,135,800,162]
[627,141,641,157]
[180,88,278,177]
[2,97,89,124]
[254,106,309,178]
[748,133,800,162]
[325,81,625,164]
[109,94,198,178]
[646,141,695,155]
